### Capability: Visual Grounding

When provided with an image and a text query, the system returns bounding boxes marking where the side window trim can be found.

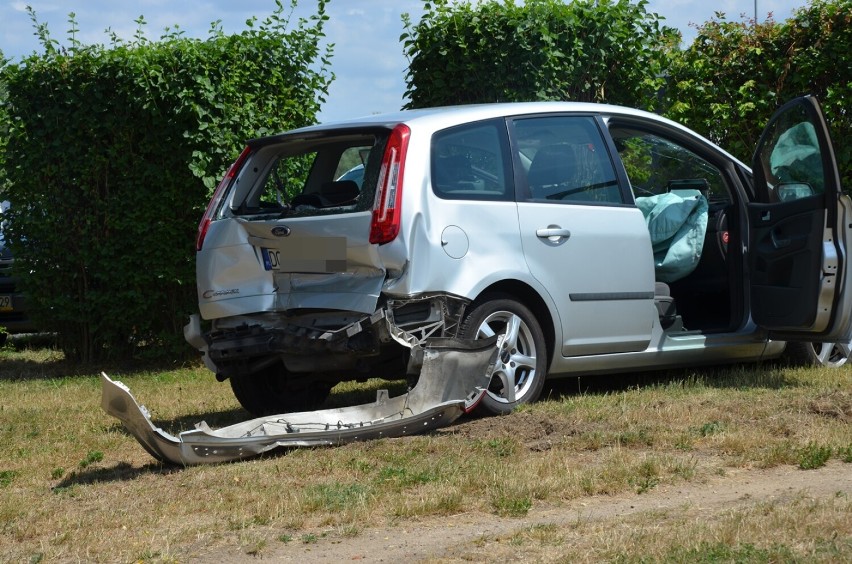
[595,115,635,205]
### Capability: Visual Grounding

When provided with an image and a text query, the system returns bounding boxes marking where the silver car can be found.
[185,96,852,416]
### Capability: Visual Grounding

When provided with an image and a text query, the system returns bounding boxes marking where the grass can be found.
[1,337,851,561]
[459,492,852,563]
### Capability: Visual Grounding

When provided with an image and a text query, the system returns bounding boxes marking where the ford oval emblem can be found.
[271,226,291,237]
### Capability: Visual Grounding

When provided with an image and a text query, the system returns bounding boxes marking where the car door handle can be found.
[770,229,790,249]
[536,227,571,240]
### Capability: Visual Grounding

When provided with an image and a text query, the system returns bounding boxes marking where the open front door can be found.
[748,96,852,342]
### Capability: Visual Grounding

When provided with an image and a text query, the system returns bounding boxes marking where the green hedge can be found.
[401,0,849,190]
[402,0,677,110]
[0,1,332,361]
[664,0,851,189]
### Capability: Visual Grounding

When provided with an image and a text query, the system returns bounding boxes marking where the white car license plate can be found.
[261,238,346,273]
[0,295,12,312]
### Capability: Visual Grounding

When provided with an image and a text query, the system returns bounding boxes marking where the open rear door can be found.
[748,96,852,342]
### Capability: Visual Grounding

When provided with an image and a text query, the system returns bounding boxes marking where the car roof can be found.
[248,101,748,170]
[298,101,663,131]
[252,102,670,141]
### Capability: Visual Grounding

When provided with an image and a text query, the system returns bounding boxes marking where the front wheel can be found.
[783,341,850,368]
[459,296,547,415]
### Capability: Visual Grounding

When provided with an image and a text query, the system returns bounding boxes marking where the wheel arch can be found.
[471,279,556,368]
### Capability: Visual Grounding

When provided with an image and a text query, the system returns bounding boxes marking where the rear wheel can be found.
[459,296,547,415]
[229,360,332,416]
[782,341,850,368]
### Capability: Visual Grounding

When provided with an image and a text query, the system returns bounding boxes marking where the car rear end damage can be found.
[185,118,493,415]
[185,293,471,380]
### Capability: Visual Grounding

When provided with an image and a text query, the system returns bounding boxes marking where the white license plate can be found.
[0,295,11,312]
[261,238,347,273]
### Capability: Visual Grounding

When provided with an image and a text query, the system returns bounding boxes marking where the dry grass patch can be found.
[455,489,852,563]
[1,343,850,561]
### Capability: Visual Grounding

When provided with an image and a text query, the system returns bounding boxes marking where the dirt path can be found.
[197,462,850,562]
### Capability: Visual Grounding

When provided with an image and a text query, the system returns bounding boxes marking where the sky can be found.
[0,0,810,123]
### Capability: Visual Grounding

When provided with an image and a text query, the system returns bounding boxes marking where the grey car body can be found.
[185,97,852,416]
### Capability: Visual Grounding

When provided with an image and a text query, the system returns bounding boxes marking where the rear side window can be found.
[229,132,387,218]
[431,119,512,201]
[511,115,622,204]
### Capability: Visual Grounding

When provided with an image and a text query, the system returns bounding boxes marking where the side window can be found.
[610,128,728,202]
[512,116,622,204]
[756,102,825,202]
[431,120,511,200]
[333,146,371,188]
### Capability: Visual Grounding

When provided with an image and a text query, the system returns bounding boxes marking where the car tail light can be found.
[196,146,251,251]
[370,124,411,244]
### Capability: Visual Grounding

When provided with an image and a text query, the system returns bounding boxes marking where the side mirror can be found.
[776,182,815,202]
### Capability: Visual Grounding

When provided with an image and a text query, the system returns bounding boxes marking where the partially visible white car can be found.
[186,97,851,415]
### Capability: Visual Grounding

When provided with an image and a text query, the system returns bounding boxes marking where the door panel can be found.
[748,196,826,330]
[510,115,655,357]
[750,96,852,342]
[517,204,656,356]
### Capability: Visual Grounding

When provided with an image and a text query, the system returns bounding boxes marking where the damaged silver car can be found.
[184,96,852,417]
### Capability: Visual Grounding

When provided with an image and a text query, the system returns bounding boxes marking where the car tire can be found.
[229,360,332,416]
[459,295,547,415]
[782,341,850,368]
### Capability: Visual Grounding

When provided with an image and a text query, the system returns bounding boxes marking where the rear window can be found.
[225,131,389,218]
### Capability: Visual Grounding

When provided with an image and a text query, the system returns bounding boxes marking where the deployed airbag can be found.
[636,189,708,283]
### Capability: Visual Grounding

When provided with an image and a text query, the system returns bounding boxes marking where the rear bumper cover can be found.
[101,336,500,465]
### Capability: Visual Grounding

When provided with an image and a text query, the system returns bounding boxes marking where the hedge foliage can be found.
[665,0,851,188]
[0,1,332,361]
[402,0,678,110]
[402,0,849,187]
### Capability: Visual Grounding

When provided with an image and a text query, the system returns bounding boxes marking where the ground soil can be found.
[189,412,852,563]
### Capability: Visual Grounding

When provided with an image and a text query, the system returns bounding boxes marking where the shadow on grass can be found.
[1,330,204,382]
[0,357,74,381]
[52,461,183,491]
[542,361,798,402]
[325,378,410,408]
[0,353,203,382]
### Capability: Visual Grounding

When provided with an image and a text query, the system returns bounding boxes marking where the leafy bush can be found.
[402,0,677,110]
[0,1,332,361]
[664,0,851,188]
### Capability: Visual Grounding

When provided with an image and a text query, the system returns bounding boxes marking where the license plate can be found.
[261,238,347,273]
[0,295,11,312]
